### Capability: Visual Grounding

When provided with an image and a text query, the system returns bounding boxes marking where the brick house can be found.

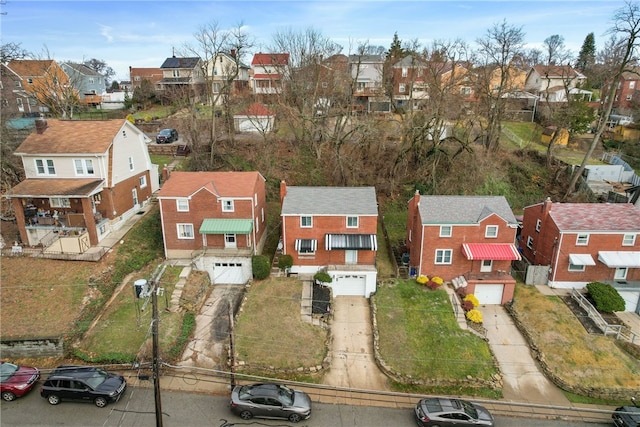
[157,171,267,284]
[521,198,640,312]
[406,192,520,305]
[7,119,158,252]
[280,181,378,297]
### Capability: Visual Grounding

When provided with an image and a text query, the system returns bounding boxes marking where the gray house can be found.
[61,62,106,106]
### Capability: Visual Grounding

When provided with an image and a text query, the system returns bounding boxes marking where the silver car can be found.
[414,397,495,427]
[229,383,311,423]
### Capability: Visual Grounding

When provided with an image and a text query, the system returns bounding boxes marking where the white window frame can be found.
[176,199,189,212]
[139,175,147,188]
[177,223,194,239]
[402,67,408,77]
[622,234,636,246]
[254,193,258,207]
[50,197,71,208]
[346,216,358,228]
[35,159,56,175]
[224,233,237,248]
[74,159,94,176]
[568,262,585,272]
[128,156,134,171]
[485,225,498,238]
[399,83,406,93]
[614,267,628,280]
[300,216,312,228]
[222,199,234,212]
[480,259,493,273]
[576,233,589,246]
[630,81,636,89]
[526,236,534,249]
[439,226,452,237]
[535,219,542,232]
[435,249,452,265]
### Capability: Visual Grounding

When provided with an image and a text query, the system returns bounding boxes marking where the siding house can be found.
[521,198,640,312]
[61,62,106,106]
[280,181,378,297]
[406,193,520,305]
[233,102,275,133]
[251,52,289,95]
[157,171,267,284]
[524,65,590,102]
[7,119,158,252]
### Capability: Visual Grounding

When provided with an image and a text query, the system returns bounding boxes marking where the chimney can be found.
[542,196,553,218]
[161,166,170,183]
[280,180,287,204]
[230,49,236,58]
[35,118,48,134]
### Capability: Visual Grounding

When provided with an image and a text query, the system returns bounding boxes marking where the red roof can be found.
[251,53,289,66]
[157,171,263,198]
[462,243,521,261]
[238,103,274,117]
[252,73,282,79]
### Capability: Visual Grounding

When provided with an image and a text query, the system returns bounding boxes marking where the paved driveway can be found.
[322,296,390,391]
[482,305,570,404]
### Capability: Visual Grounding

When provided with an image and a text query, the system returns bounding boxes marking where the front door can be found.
[225,233,237,249]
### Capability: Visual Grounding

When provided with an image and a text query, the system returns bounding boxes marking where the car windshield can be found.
[0,362,18,382]
[85,369,108,389]
[277,385,294,406]
[159,129,171,136]
[461,400,479,419]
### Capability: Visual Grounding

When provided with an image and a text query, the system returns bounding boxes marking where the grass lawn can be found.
[510,284,640,392]
[374,280,499,397]
[234,277,327,373]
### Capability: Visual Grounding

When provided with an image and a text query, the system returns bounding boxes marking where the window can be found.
[14,80,21,87]
[139,175,147,188]
[50,197,71,208]
[16,98,23,109]
[435,249,452,264]
[88,78,94,84]
[345,250,357,264]
[480,259,493,272]
[460,87,471,96]
[576,233,589,245]
[615,267,628,280]
[485,225,498,238]
[134,76,141,81]
[74,159,94,176]
[300,216,312,228]
[35,159,56,175]
[627,94,633,101]
[321,82,328,88]
[27,78,33,84]
[440,226,452,237]
[347,216,358,228]
[254,193,258,206]
[535,219,542,232]
[399,83,406,93]
[630,81,636,89]
[526,236,534,249]
[172,69,180,77]
[212,82,221,93]
[128,157,134,171]
[176,199,189,212]
[224,233,237,248]
[402,67,408,77]
[568,262,585,272]
[623,234,636,246]
[222,199,234,212]
[177,223,194,239]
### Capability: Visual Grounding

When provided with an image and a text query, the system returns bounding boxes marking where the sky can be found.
[0,0,628,82]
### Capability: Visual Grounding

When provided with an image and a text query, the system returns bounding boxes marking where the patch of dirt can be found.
[561,295,625,335]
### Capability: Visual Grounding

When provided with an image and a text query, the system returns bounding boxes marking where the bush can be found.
[278,254,293,271]
[252,255,271,280]
[586,281,625,313]
[314,271,332,283]
[463,294,480,308]
[416,275,429,285]
[456,286,468,298]
[431,276,444,286]
[466,309,483,324]
[425,279,442,290]
[461,300,475,312]
[167,312,196,361]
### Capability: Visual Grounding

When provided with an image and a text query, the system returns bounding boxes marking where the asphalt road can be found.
[0,387,613,427]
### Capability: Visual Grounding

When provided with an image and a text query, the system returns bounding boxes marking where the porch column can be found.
[11,198,29,245]
[80,198,98,245]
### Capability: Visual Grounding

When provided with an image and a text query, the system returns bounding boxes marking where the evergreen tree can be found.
[576,32,596,71]
[387,32,405,60]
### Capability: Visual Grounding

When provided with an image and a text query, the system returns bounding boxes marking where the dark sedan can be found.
[229,383,311,423]
[0,361,40,401]
[414,397,495,427]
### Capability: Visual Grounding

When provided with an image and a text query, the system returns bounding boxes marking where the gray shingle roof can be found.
[281,186,378,216]
[417,195,517,225]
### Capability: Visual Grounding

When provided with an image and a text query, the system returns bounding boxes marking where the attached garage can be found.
[473,284,505,305]
[332,274,367,297]
[213,262,245,284]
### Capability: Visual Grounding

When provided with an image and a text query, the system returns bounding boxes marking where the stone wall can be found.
[1,337,63,358]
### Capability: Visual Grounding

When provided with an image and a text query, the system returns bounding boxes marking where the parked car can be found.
[229,383,311,423]
[414,397,495,427]
[0,361,40,401]
[613,397,640,427]
[156,128,178,144]
[40,365,126,407]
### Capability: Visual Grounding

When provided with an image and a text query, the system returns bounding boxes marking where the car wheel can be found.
[47,394,61,405]
[94,397,108,408]
[1,391,16,401]
[239,410,253,420]
[288,413,302,423]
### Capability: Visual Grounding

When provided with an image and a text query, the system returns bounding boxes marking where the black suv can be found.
[40,365,126,407]
[613,397,640,427]
[156,128,178,144]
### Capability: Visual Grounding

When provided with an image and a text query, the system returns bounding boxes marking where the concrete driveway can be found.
[482,305,570,404]
[322,296,390,391]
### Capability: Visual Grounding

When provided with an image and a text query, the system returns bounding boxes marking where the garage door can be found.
[333,275,366,297]
[213,262,245,284]
[474,284,504,305]
[618,291,640,313]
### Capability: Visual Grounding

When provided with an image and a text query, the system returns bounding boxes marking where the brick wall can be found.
[112,172,153,217]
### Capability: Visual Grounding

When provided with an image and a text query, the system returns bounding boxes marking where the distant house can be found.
[524,65,590,102]
[233,103,275,133]
[208,50,250,104]
[157,171,267,284]
[605,67,640,118]
[521,198,640,312]
[0,63,38,123]
[7,119,158,252]
[406,192,520,305]
[349,54,386,113]
[5,59,72,114]
[158,56,206,100]
[61,62,106,107]
[251,53,289,95]
[280,181,379,298]
[129,67,164,92]
[100,91,127,110]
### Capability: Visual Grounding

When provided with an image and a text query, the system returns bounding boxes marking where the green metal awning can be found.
[199,218,253,234]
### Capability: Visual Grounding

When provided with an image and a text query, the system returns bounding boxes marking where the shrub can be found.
[431,276,444,286]
[461,300,475,312]
[278,254,294,271]
[425,279,442,290]
[586,281,625,313]
[466,309,483,324]
[456,286,468,298]
[416,275,429,285]
[463,294,480,308]
[252,255,271,280]
[314,271,332,283]
[167,312,196,362]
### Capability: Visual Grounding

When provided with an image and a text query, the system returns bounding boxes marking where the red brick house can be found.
[7,119,158,253]
[280,181,378,297]
[157,171,267,284]
[406,192,520,305]
[521,198,640,312]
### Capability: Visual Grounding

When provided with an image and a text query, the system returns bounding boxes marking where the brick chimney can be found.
[161,166,170,183]
[230,49,236,58]
[34,118,48,134]
[280,180,287,204]
[542,196,553,218]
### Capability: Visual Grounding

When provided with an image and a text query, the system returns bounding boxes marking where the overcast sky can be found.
[1,0,626,82]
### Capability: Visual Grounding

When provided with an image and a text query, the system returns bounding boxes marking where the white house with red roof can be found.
[233,102,275,133]
[250,53,289,95]
[521,198,640,312]
[157,171,267,284]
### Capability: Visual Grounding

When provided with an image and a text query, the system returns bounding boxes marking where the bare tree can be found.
[565,0,640,198]
[83,58,115,87]
[543,34,567,65]
[1,42,31,63]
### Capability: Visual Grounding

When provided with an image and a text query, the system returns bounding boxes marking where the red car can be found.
[1,361,40,401]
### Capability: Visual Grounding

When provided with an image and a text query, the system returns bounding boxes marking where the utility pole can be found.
[152,285,163,427]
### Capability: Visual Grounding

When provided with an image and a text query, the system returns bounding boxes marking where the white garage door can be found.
[333,275,366,297]
[213,262,245,284]
[619,291,640,313]
[474,284,504,305]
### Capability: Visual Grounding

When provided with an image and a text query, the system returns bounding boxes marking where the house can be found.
[158,56,206,100]
[521,198,640,312]
[5,59,72,114]
[60,62,106,107]
[524,65,590,102]
[291,53,350,115]
[0,63,40,124]
[157,171,267,284]
[233,102,275,133]
[129,67,164,92]
[349,54,386,113]
[280,181,378,298]
[208,50,250,104]
[7,119,159,252]
[406,193,520,305]
[390,55,430,110]
[99,91,127,110]
[250,52,289,95]
[605,67,640,117]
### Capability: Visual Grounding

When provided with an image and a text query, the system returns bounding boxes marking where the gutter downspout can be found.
[550,234,561,287]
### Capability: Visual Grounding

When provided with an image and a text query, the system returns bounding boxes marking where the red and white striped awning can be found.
[462,243,521,261]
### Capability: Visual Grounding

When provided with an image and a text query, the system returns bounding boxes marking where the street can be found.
[0,387,613,427]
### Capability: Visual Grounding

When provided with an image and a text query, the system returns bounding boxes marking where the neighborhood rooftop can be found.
[281,186,378,216]
[417,195,518,225]
[157,171,264,198]
[546,202,640,231]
